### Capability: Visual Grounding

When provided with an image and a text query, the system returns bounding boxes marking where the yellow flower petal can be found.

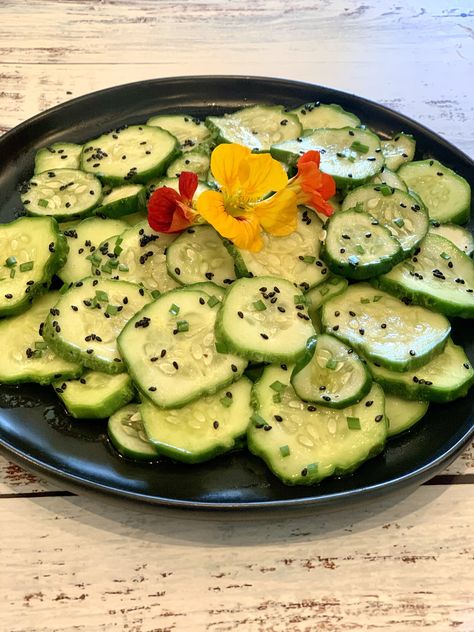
[196,190,263,251]
[210,144,251,195]
[238,153,288,200]
[253,189,298,236]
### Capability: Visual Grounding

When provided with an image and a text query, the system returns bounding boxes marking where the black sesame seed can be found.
[365,400,373,407]
[238,311,244,319]
[381,323,387,329]
[263,425,272,431]
[301,468,308,477]
[148,386,157,392]
[409,350,416,356]
[231,364,238,372]
[260,333,269,339]
[274,415,283,422]
[375,414,383,422]
[277,306,286,313]
[281,363,288,371]
[332,325,339,331]
[213,420,219,429]
[173,361,179,369]
[86,349,94,354]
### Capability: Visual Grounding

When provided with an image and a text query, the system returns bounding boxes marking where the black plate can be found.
[0,76,473,511]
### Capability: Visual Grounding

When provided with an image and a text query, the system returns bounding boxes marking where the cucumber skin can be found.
[0,218,69,318]
[95,186,147,219]
[372,276,474,320]
[107,404,159,461]
[290,335,373,409]
[54,376,135,419]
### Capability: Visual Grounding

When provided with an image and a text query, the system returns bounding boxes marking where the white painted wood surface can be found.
[0,1,473,630]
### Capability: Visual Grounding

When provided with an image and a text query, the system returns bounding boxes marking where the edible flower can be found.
[195,144,298,251]
[286,150,336,217]
[147,171,198,233]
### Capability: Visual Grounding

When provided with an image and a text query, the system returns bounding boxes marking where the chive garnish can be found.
[176,319,189,332]
[373,295,382,302]
[95,290,109,302]
[393,217,405,228]
[328,277,341,286]
[270,380,287,393]
[301,255,316,264]
[440,252,451,260]
[350,140,369,154]
[325,357,337,370]
[250,413,266,427]
[220,396,233,408]
[151,289,160,299]
[19,261,34,272]
[106,304,119,316]
[38,198,49,208]
[118,263,129,272]
[207,295,220,308]
[272,393,282,403]
[347,255,359,266]
[347,416,361,429]
[319,286,330,296]
[355,245,365,255]
[5,256,17,267]
[35,341,48,350]
[380,184,392,196]
[279,445,290,457]
[293,294,306,305]
[253,299,267,311]
[169,303,180,316]
[114,245,123,256]
[306,462,318,474]
[360,297,370,304]
[9,268,16,279]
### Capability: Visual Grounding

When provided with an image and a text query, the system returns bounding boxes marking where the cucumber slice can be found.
[122,211,147,226]
[290,103,360,130]
[368,339,474,403]
[248,365,387,485]
[43,277,152,374]
[146,114,212,152]
[321,283,451,371]
[117,287,247,408]
[226,208,328,291]
[166,147,210,180]
[291,334,372,408]
[270,127,384,187]
[374,233,474,319]
[58,216,128,285]
[370,166,408,192]
[108,404,158,460]
[21,168,102,220]
[429,222,474,257]
[384,393,429,437]
[0,292,82,385]
[0,216,68,317]
[215,276,315,363]
[34,142,83,174]
[93,220,180,294]
[305,276,348,329]
[341,184,429,255]
[53,371,135,419]
[140,377,252,464]
[206,105,302,152]
[321,208,403,280]
[81,125,179,185]
[398,159,471,224]
[381,133,416,171]
[166,225,236,288]
[95,184,146,219]
[179,281,226,302]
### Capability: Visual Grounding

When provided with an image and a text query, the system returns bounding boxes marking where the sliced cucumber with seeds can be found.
[146,114,212,152]
[398,159,471,224]
[141,377,252,464]
[58,216,128,285]
[43,277,152,374]
[0,292,82,385]
[21,169,102,220]
[248,365,387,486]
[108,404,158,460]
[370,166,407,192]
[321,283,451,372]
[226,208,327,291]
[271,127,384,186]
[381,133,416,171]
[94,184,146,219]
[290,102,360,130]
[81,124,179,185]
[322,208,403,280]
[53,371,135,419]
[166,225,236,288]
[367,338,474,403]
[215,276,315,363]
[374,233,474,319]
[118,287,247,408]
[34,142,83,174]
[291,334,372,408]
[166,147,210,180]
[384,393,429,438]
[0,216,68,317]
[429,222,474,257]
[93,220,179,294]
[206,105,302,152]
[305,276,348,330]
[341,184,429,255]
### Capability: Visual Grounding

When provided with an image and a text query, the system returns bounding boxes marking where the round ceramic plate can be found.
[0,76,473,511]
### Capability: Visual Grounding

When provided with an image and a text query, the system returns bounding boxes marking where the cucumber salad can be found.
[0,100,472,487]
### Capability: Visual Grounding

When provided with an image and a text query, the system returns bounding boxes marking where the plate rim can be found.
[0,74,473,511]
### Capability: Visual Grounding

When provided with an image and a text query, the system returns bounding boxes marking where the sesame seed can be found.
[213,420,219,429]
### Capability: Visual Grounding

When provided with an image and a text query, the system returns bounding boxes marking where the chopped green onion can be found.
[270,380,287,393]
[118,263,129,272]
[350,140,369,154]
[114,245,123,256]
[101,263,113,274]
[31,349,43,359]
[294,294,307,305]
[108,258,119,269]
[306,462,318,474]
[106,304,119,316]
[325,357,337,370]
[373,295,382,302]
[440,252,451,260]
[9,268,16,279]
[95,290,109,302]
[328,277,341,286]
[380,185,393,197]
[347,416,361,430]
[38,198,49,208]
[207,295,220,308]
[360,297,370,304]
[301,255,316,264]
[355,245,365,255]
[169,303,180,316]
[347,255,359,266]
[279,445,290,457]
[272,393,282,404]
[19,261,34,272]
[220,396,233,408]
[151,289,160,299]
[35,341,48,350]
[393,217,405,228]
[5,256,17,267]
[250,413,266,427]
[319,286,330,296]
[176,319,189,333]
[253,299,267,311]
[87,253,102,266]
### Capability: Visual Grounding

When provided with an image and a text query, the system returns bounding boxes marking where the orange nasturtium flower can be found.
[287,150,336,217]
[148,171,198,233]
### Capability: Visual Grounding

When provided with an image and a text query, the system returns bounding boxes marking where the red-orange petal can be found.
[178,171,198,203]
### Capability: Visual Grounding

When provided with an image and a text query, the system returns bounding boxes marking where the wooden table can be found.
[1,2,473,630]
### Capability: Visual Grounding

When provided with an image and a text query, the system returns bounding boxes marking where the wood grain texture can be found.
[0,0,473,630]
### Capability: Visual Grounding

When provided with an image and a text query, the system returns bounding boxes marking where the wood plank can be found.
[0,484,473,631]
